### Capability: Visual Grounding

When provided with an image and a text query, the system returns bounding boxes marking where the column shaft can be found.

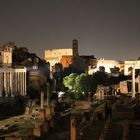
[132,68,135,98]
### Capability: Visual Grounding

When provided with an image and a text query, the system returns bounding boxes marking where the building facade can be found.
[80,55,97,75]
[95,59,119,73]
[0,67,26,96]
[44,39,81,71]
[60,55,73,69]
[44,39,97,74]
[124,60,140,75]
[0,43,27,96]
[44,48,72,71]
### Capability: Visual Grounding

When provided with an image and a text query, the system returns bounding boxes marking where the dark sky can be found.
[0,0,140,60]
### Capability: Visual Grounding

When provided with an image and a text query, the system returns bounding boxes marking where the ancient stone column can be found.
[47,82,50,105]
[70,115,77,140]
[138,75,140,93]
[0,73,2,96]
[23,72,26,95]
[132,68,136,99]
[40,92,44,109]
[4,72,6,94]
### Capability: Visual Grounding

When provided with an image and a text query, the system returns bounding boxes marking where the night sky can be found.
[0,0,140,60]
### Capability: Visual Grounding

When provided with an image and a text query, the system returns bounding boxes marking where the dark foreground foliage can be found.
[0,96,27,120]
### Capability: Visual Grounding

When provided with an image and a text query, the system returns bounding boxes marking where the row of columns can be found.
[0,69,26,97]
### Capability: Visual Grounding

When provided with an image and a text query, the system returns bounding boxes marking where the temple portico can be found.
[0,43,27,97]
[0,67,26,97]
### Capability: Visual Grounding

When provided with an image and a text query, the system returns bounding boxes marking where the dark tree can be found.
[93,70,108,85]
[110,66,120,74]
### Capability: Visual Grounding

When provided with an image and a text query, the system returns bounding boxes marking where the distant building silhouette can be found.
[80,55,97,75]
[45,48,72,71]
[44,39,97,73]
[95,59,119,73]
[72,39,79,57]
[61,55,73,69]
[124,60,140,75]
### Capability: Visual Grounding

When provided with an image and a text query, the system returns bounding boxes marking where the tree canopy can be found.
[63,73,77,91]
[63,73,97,99]
[93,70,108,85]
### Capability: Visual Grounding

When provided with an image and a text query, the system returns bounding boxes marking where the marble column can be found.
[24,72,26,95]
[4,72,7,96]
[132,68,135,99]
[0,73,2,96]
[40,92,44,109]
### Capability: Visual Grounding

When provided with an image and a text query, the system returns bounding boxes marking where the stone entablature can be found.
[124,60,140,75]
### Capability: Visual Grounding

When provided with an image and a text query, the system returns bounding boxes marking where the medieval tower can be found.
[72,39,79,57]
